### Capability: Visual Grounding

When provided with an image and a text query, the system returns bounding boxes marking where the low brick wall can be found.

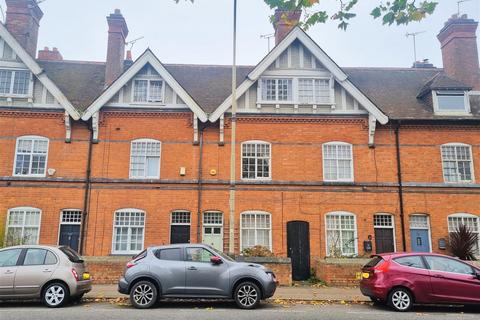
[315,258,370,287]
[85,256,292,286]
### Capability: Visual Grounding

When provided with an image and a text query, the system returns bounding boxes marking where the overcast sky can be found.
[1,0,479,67]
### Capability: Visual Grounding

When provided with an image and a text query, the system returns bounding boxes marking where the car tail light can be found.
[373,260,390,274]
[126,261,136,268]
[71,268,80,281]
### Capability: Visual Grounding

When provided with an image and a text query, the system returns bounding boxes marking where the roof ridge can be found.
[37,59,106,65]
[164,63,255,68]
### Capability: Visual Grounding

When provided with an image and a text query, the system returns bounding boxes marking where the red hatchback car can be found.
[360,253,480,311]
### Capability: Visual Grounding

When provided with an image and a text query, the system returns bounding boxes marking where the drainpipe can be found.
[394,121,407,252]
[196,126,205,243]
[79,122,94,255]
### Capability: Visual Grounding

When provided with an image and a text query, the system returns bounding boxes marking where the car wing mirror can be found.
[475,272,480,280]
[210,256,223,265]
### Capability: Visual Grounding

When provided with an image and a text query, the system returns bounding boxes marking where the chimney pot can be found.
[438,14,480,89]
[273,9,302,46]
[38,46,63,61]
[105,9,129,85]
[5,0,44,57]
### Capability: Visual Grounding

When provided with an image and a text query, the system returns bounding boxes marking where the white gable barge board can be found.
[0,23,80,120]
[82,49,208,122]
[209,27,388,125]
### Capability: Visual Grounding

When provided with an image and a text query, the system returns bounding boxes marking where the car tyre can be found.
[42,282,69,308]
[130,280,158,309]
[388,288,413,312]
[234,281,261,310]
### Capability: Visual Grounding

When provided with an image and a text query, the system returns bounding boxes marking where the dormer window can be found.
[258,77,332,105]
[433,90,470,114]
[0,69,31,97]
[261,78,292,102]
[133,79,164,103]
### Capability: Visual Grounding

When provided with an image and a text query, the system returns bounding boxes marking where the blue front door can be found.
[410,229,430,252]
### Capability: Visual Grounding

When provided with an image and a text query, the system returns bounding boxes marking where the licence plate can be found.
[82,273,91,280]
[361,272,370,279]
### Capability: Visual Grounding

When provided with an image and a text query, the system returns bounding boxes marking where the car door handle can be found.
[43,269,52,273]
[433,274,445,278]
[187,266,197,271]
[4,270,15,275]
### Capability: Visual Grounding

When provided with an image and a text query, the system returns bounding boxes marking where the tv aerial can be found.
[126,36,145,51]
[406,31,426,63]
[457,0,473,15]
[260,33,275,52]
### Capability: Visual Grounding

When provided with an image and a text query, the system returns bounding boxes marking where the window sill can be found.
[13,174,47,178]
[240,178,272,182]
[130,102,165,106]
[0,94,31,99]
[129,176,161,180]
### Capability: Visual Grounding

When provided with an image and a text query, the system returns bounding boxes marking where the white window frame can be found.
[241,140,272,181]
[447,213,480,255]
[0,68,33,98]
[433,90,471,114]
[129,139,161,179]
[440,143,475,184]
[13,135,49,177]
[171,211,191,226]
[111,209,146,255]
[325,211,358,257]
[373,213,397,252]
[240,211,272,251]
[409,214,433,253]
[322,142,354,182]
[131,77,165,104]
[258,76,333,105]
[5,207,42,245]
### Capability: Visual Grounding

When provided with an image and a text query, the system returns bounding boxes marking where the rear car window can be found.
[393,256,425,269]
[364,256,384,268]
[23,249,47,266]
[59,246,84,263]
[0,249,22,267]
[155,248,182,261]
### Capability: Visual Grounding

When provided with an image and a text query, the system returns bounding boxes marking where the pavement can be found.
[1,300,479,320]
[85,284,370,302]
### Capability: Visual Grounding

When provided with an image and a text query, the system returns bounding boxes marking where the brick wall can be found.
[315,258,369,287]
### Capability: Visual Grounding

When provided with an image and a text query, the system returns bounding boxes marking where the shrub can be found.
[241,245,274,257]
[450,224,478,261]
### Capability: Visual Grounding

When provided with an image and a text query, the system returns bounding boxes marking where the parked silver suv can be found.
[118,244,278,309]
[0,245,92,307]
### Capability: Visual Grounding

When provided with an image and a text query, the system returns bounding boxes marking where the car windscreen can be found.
[364,256,383,268]
[59,246,84,263]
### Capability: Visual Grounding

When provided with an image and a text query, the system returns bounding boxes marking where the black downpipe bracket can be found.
[196,126,205,243]
[394,121,407,252]
[79,123,94,255]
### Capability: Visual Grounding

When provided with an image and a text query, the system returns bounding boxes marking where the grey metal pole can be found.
[228,0,238,256]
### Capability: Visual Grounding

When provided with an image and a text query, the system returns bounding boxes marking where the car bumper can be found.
[360,281,388,301]
[118,277,129,295]
[263,280,277,299]
[71,280,92,296]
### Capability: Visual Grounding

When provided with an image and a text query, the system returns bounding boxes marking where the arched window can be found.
[13,136,49,177]
[241,141,271,180]
[112,209,145,254]
[441,143,474,183]
[322,142,353,182]
[5,207,41,245]
[325,211,357,256]
[240,211,271,251]
[447,213,479,254]
[129,139,161,179]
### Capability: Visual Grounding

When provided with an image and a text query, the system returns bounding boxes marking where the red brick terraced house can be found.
[1,1,480,281]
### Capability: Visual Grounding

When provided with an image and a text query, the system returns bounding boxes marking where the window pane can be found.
[45,251,58,265]
[12,71,30,95]
[113,210,145,253]
[186,248,213,262]
[148,80,163,102]
[242,142,270,180]
[425,256,473,275]
[0,249,22,267]
[0,70,12,94]
[15,138,48,176]
[394,256,425,269]
[323,144,352,181]
[441,145,473,183]
[172,211,191,224]
[437,94,466,111]
[130,140,161,178]
[326,213,357,256]
[133,80,148,102]
[299,79,314,104]
[156,248,182,261]
[23,249,47,266]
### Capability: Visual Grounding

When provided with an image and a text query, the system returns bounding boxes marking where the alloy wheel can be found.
[391,290,411,311]
[45,285,66,307]
[133,283,155,307]
[237,284,259,308]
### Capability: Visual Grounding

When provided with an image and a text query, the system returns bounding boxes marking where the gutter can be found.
[394,121,407,251]
[196,126,205,242]
[79,122,94,255]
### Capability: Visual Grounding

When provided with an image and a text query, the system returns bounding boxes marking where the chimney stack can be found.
[38,47,63,61]
[105,9,129,86]
[5,0,44,57]
[273,9,301,46]
[437,14,480,90]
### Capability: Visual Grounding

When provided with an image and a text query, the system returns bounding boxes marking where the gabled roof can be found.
[417,72,472,98]
[81,49,208,122]
[0,23,81,120]
[209,27,389,125]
